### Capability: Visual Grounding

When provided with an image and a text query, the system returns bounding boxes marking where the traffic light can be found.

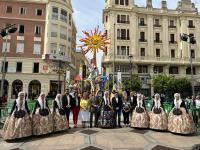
[190,36,196,44]
[0,24,17,37]
[82,65,87,79]
[180,34,188,42]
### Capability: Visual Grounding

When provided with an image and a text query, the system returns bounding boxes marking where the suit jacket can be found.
[129,96,137,111]
[171,100,188,113]
[112,96,123,111]
[71,96,80,109]
[89,96,102,112]
[32,100,50,114]
[62,94,73,110]
[10,100,30,115]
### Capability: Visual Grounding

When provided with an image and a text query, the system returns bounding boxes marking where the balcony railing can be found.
[154,40,162,43]
[117,37,130,40]
[42,54,71,63]
[169,25,176,28]
[139,39,147,42]
[117,20,130,24]
[102,55,200,64]
[188,25,195,28]
[169,41,177,44]
[154,24,162,27]
[139,23,147,26]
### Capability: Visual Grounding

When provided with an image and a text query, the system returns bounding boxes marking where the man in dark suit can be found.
[62,89,73,128]
[129,91,137,118]
[112,91,123,128]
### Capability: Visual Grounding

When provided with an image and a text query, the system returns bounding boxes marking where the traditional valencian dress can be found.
[131,95,149,128]
[149,97,168,130]
[52,94,68,132]
[168,98,196,134]
[32,94,53,135]
[3,93,32,140]
[98,96,115,128]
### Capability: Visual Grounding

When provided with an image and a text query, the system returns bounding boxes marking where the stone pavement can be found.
[0,126,200,150]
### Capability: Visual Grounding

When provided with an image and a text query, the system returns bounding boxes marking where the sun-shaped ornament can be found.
[79,26,110,67]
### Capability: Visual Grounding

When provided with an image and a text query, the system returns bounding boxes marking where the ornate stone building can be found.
[102,0,200,96]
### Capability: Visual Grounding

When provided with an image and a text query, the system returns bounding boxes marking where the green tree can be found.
[152,74,192,98]
[174,78,192,97]
[123,75,141,92]
[152,74,171,93]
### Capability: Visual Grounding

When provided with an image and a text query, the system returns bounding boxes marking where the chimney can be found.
[161,1,167,9]
[147,0,152,8]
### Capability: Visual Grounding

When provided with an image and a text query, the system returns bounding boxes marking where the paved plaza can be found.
[0,124,200,150]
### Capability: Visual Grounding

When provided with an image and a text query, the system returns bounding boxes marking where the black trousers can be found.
[65,108,71,124]
[115,109,122,126]
[122,110,130,124]
[90,110,100,127]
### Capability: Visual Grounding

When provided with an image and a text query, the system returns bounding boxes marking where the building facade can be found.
[102,0,200,96]
[0,0,76,99]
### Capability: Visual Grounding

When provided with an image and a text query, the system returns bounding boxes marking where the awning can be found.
[74,74,81,81]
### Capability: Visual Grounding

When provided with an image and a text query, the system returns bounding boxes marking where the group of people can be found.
[2,89,197,140]
[3,92,69,140]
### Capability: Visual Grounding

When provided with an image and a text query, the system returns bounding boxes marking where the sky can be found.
[71,0,200,69]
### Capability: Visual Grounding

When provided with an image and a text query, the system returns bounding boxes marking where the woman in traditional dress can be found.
[98,90,115,128]
[80,91,90,128]
[149,93,168,130]
[32,93,53,135]
[168,93,196,134]
[52,94,68,132]
[3,92,32,140]
[131,94,149,128]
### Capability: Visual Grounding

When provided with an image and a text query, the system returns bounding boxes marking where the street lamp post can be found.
[181,33,196,96]
[129,55,133,91]
[58,59,61,93]
[113,23,116,87]
[0,24,17,97]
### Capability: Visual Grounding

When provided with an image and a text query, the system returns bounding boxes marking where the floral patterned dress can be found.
[52,100,68,132]
[149,100,168,130]
[131,100,149,128]
[3,100,32,140]
[168,100,196,134]
[32,100,53,135]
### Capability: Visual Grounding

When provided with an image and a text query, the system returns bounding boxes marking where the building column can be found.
[23,81,29,99]
[164,65,170,74]
[150,64,154,97]
[41,82,49,96]
[150,64,154,76]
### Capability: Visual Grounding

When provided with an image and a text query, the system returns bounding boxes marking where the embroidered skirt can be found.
[168,108,196,134]
[98,110,115,128]
[52,110,69,132]
[32,108,53,135]
[3,112,32,140]
[149,108,168,130]
[131,109,149,128]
